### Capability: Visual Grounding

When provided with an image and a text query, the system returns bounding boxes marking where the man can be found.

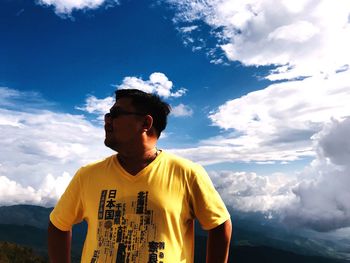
[48,89,232,263]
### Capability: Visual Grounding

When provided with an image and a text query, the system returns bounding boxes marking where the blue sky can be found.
[1,0,350,258]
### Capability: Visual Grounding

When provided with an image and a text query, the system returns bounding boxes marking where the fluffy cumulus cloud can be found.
[0,173,72,207]
[171,103,193,117]
[0,88,112,206]
[117,72,187,98]
[171,70,350,164]
[204,117,350,233]
[37,0,119,15]
[0,176,40,205]
[76,95,114,120]
[167,0,350,80]
[76,73,189,119]
[282,118,350,232]
[210,171,297,213]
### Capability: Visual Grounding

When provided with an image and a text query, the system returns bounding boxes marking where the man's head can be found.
[114,89,171,138]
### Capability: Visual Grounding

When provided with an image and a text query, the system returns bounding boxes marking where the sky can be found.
[1,0,350,258]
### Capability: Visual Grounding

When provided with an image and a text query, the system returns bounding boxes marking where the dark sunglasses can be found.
[105,107,145,119]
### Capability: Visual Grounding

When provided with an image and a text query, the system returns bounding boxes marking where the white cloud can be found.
[171,103,193,117]
[0,173,72,207]
[0,87,21,105]
[117,72,187,98]
[0,88,112,206]
[202,118,350,232]
[77,75,190,119]
[180,25,198,33]
[170,70,350,164]
[37,0,119,15]
[210,73,350,130]
[267,21,320,43]
[167,0,350,80]
[210,171,297,213]
[76,95,114,120]
[0,87,54,109]
[0,176,40,205]
[282,118,350,231]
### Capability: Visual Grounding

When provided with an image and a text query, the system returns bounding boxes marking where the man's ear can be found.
[143,115,153,132]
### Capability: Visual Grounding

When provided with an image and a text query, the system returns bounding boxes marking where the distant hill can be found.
[198,235,350,263]
[1,225,348,263]
[0,205,84,262]
[0,204,349,263]
[0,224,83,262]
[0,205,51,229]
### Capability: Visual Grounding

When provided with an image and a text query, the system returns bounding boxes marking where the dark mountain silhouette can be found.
[0,205,51,229]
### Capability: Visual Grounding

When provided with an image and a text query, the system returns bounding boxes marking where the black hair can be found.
[115,89,171,138]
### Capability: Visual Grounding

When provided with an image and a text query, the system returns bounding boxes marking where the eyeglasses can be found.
[105,107,145,119]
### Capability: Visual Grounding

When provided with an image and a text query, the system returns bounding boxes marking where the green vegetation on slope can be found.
[0,241,47,263]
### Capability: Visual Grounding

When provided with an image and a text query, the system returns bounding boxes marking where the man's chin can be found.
[104,138,111,147]
[104,139,118,152]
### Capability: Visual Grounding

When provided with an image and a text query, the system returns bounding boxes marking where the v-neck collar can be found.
[113,150,163,181]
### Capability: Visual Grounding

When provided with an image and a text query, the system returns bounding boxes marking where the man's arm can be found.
[48,221,72,263]
[206,219,232,263]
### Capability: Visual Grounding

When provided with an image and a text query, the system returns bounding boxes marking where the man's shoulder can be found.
[78,155,116,172]
[161,151,204,171]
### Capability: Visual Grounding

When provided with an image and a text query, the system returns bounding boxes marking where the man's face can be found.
[104,97,145,152]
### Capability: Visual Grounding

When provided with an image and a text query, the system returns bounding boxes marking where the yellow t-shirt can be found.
[50,151,230,263]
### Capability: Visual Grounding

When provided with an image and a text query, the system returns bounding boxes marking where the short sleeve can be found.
[189,165,230,230]
[50,169,85,231]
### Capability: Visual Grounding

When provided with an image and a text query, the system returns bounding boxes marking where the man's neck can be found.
[117,147,159,176]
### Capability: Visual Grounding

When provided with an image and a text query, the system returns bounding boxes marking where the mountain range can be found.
[0,205,349,262]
